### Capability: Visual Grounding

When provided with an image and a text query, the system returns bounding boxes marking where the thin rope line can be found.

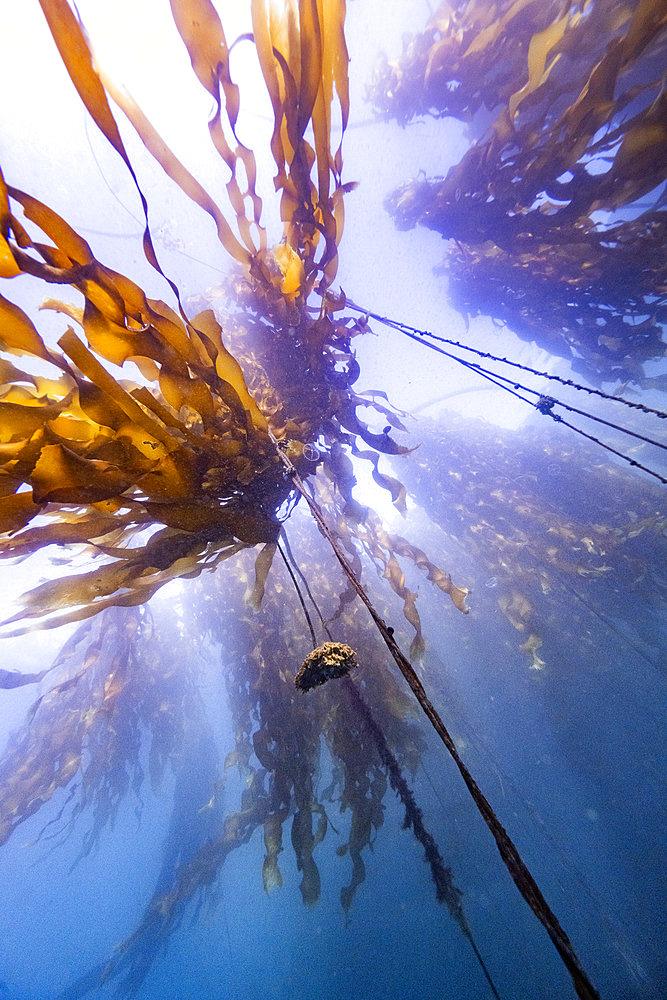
[280,530,333,640]
[457,362,667,451]
[277,539,317,648]
[391,322,667,482]
[345,298,667,420]
[344,300,667,484]
[343,677,502,1000]
[540,408,666,483]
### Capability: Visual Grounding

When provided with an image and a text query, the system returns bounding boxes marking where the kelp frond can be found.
[0,0,353,628]
[375,0,667,383]
[37,0,350,299]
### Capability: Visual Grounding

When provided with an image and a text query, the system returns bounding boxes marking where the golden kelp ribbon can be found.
[251,0,351,288]
[0,171,280,630]
[169,0,266,257]
[2,3,468,638]
[35,0,219,330]
[38,0,351,298]
[0,0,359,633]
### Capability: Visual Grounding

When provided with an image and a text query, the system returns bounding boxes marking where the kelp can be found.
[0,605,193,852]
[0,0,469,642]
[377,0,667,383]
[303,454,469,659]
[180,281,470,649]
[36,0,349,292]
[0,1,408,629]
[442,215,667,386]
[41,531,485,998]
[0,5,653,997]
[0,7,480,990]
[368,0,570,126]
[397,411,666,671]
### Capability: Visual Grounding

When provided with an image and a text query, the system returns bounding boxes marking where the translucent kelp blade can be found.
[508,11,570,120]
[2,187,265,430]
[322,0,350,179]
[96,67,252,266]
[0,177,283,626]
[0,535,247,635]
[250,0,350,285]
[58,330,181,450]
[0,169,21,278]
[246,541,277,611]
[36,0,194,313]
[0,292,60,365]
[169,0,265,253]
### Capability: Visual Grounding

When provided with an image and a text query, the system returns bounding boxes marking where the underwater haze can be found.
[0,3,665,1000]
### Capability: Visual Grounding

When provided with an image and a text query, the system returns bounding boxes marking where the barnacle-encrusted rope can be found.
[270,431,601,1000]
[344,299,667,486]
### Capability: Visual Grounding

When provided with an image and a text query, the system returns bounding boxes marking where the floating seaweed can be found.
[375,0,667,383]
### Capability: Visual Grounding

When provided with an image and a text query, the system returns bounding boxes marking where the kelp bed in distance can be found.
[0,2,663,999]
[370,0,667,387]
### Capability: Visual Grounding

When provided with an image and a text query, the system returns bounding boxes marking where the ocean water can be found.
[0,3,665,1000]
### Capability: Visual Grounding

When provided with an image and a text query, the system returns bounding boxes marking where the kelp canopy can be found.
[371,0,667,385]
[0,0,466,637]
[0,4,664,1000]
[0,0,472,926]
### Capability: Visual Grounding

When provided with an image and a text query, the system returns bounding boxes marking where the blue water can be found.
[0,2,666,999]
[0,487,664,999]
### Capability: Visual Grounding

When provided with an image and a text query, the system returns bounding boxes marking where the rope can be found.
[344,299,667,485]
[533,399,667,483]
[277,539,317,647]
[270,430,601,1000]
[345,299,667,420]
[342,677,502,1000]
[281,523,502,997]
[467,369,667,452]
[280,530,332,640]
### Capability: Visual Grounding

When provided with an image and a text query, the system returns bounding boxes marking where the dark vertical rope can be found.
[280,530,333,640]
[277,539,318,648]
[281,532,502,996]
[270,432,601,1000]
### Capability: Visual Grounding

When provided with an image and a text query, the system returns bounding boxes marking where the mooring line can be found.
[270,429,601,1000]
